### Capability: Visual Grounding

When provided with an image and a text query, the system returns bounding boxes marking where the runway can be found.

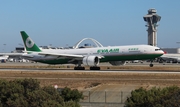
[1,68,180,74]
[0,61,180,73]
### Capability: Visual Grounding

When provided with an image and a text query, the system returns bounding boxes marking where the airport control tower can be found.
[143,8,161,46]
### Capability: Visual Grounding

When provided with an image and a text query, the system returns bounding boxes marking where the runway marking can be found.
[1,77,180,81]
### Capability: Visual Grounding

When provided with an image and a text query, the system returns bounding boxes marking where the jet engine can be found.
[109,61,126,66]
[82,56,99,66]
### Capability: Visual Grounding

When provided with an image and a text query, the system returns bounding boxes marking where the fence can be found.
[79,91,131,107]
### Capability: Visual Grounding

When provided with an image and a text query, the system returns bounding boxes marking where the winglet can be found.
[20,31,41,52]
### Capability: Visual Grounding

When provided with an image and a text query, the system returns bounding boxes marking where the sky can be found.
[0,0,180,52]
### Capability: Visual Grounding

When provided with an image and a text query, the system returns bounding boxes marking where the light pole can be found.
[3,44,6,52]
[18,43,23,47]
[49,44,52,49]
[176,42,180,48]
[18,43,25,52]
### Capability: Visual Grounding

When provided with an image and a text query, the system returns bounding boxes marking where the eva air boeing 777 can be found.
[20,31,164,70]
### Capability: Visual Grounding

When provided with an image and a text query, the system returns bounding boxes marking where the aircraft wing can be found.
[38,52,104,59]
[38,52,84,58]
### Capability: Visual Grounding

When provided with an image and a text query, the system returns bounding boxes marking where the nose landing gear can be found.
[149,60,154,67]
[149,63,153,67]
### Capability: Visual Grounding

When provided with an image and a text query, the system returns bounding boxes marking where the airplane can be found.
[159,53,180,63]
[0,55,9,63]
[20,31,164,70]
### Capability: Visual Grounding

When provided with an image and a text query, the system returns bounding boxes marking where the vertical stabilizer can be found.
[20,31,41,52]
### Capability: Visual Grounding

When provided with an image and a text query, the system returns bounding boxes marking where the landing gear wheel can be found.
[90,67,100,70]
[149,64,153,67]
[74,67,85,70]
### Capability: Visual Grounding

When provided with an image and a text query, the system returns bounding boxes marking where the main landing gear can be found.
[74,66,101,70]
[74,62,100,70]
[74,62,85,70]
[74,66,85,70]
[149,60,154,67]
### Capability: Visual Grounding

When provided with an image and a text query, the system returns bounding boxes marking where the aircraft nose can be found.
[161,50,165,54]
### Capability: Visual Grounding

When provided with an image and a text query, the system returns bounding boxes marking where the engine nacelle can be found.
[109,61,126,66]
[82,56,99,66]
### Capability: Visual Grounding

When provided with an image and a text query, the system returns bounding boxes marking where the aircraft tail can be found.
[20,31,41,52]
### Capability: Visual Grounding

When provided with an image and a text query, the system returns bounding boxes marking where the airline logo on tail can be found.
[26,37,34,48]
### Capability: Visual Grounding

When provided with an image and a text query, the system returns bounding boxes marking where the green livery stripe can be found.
[100,54,162,62]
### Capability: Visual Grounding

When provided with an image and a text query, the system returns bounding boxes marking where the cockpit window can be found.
[155,49,161,51]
